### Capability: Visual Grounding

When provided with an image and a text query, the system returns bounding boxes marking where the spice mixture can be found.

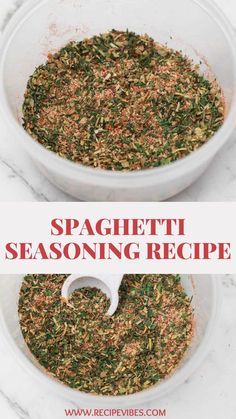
[22,30,224,171]
[19,274,193,395]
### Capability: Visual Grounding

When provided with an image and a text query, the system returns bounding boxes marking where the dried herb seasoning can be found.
[22,30,224,171]
[19,274,193,395]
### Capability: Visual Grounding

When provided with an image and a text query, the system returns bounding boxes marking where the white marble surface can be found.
[0,0,236,201]
[0,1,236,419]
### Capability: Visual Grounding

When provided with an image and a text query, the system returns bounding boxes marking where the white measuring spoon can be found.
[61,274,123,316]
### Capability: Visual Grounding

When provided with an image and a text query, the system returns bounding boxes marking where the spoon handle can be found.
[61,274,123,316]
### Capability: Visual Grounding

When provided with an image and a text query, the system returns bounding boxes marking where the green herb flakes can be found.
[19,274,193,396]
[22,30,225,171]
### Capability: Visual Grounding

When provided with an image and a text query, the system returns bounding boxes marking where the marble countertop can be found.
[0,1,236,418]
[0,0,236,201]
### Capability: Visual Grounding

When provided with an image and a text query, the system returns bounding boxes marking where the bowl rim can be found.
[0,275,222,406]
[0,0,236,185]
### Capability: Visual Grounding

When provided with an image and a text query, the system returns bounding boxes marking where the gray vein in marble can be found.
[222,275,236,288]
[0,157,49,201]
[0,0,24,31]
[0,388,30,419]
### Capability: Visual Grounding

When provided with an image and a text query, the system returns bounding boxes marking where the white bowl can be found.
[0,0,236,201]
[0,274,221,407]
